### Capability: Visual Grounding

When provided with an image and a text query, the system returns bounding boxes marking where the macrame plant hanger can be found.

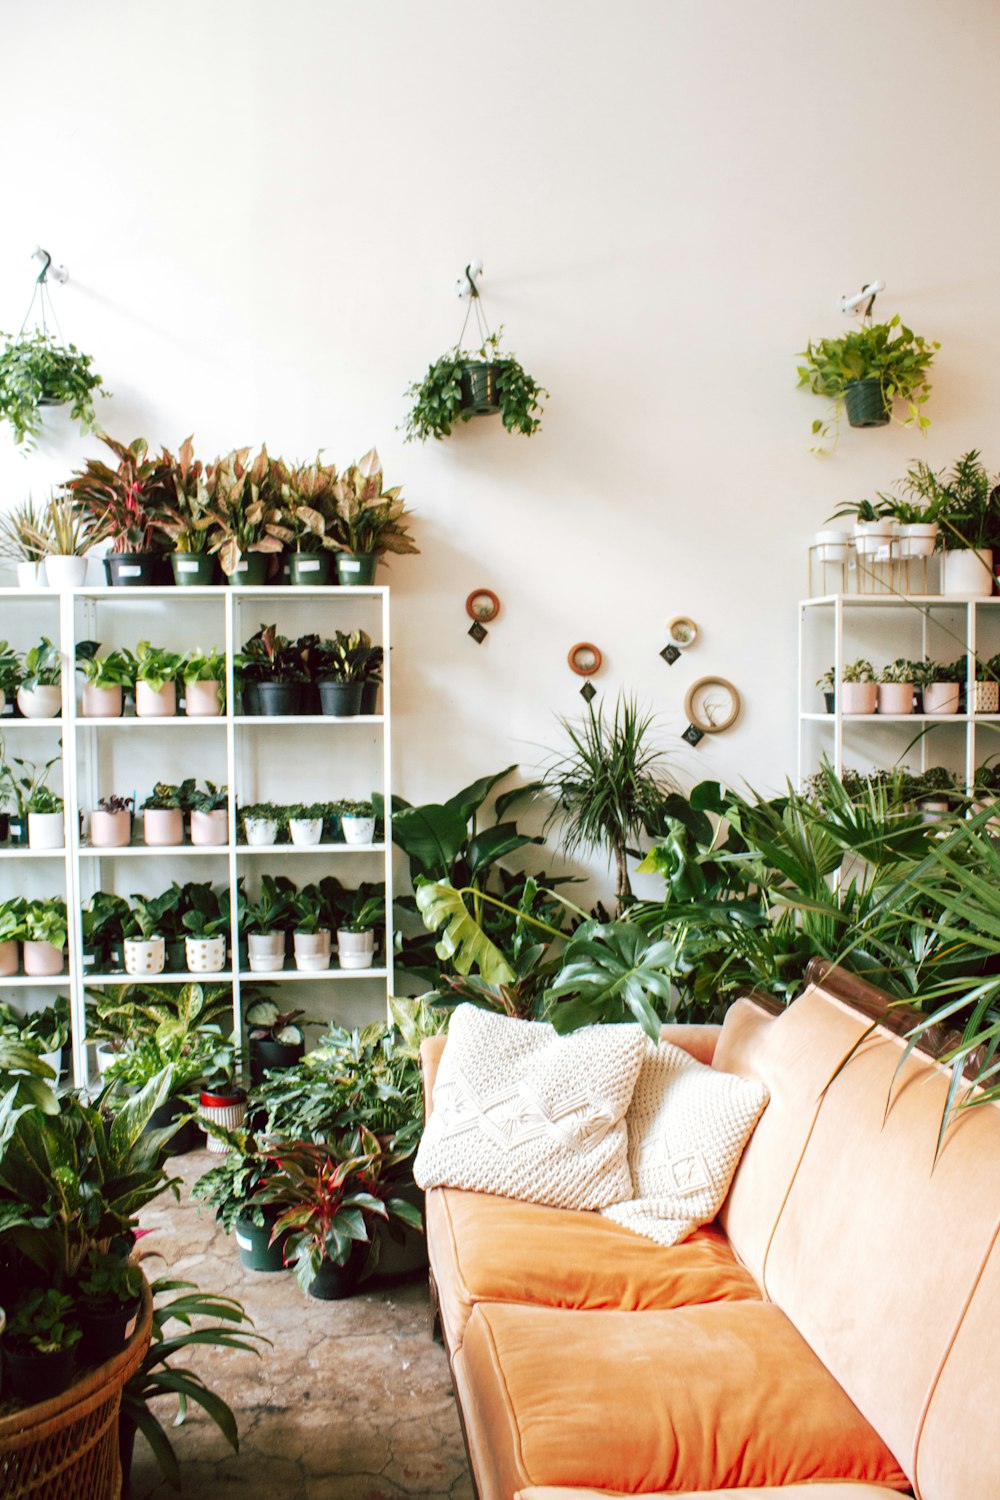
[455,263,493,355]
[18,248,68,345]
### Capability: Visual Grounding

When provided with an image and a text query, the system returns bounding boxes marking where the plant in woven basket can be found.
[5,1287,81,1354]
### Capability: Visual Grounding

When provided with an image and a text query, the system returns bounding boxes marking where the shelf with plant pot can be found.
[0,974,73,988]
[0,846,68,859]
[85,971,237,986]
[232,715,384,726]
[236,967,389,983]
[237,842,385,856]
[79,843,235,857]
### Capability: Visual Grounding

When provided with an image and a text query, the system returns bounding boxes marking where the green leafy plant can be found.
[26,783,63,815]
[67,435,172,554]
[21,636,62,690]
[81,891,131,965]
[135,640,183,691]
[269,454,341,554]
[0,896,27,945]
[403,329,547,442]
[330,448,418,560]
[338,892,385,934]
[182,648,226,684]
[235,624,310,684]
[204,446,284,576]
[898,450,1000,553]
[141,780,195,812]
[340,798,375,818]
[243,875,297,935]
[841,658,876,684]
[6,1288,81,1354]
[24,897,68,950]
[245,998,309,1045]
[0,329,105,448]
[543,920,680,1039]
[314,630,375,684]
[826,497,893,526]
[155,436,214,554]
[189,780,228,813]
[75,1246,143,1312]
[0,642,21,699]
[879,659,917,685]
[21,994,71,1053]
[797,315,938,449]
[0,498,52,564]
[76,642,137,688]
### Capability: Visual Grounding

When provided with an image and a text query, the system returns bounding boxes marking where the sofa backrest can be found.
[714,969,1000,1500]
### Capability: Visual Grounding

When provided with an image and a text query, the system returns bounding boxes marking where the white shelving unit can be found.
[798,594,1000,789]
[0,584,393,1089]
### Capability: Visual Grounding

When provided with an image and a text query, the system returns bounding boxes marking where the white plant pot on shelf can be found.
[198,1094,248,1151]
[923,683,961,715]
[90,809,132,848]
[0,940,18,977]
[337,928,375,970]
[244,817,280,847]
[853,520,894,557]
[942,548,994,598]
[876,683,914,716]
[899,523,938,559]
[247,933,286,973]
[95,1041,117,1075]
[124,936,165,976]
[293,929,332,972]
[17,685,61,719]
[813,529,849,563]
[341,816,376,846]
[23,940,65,977]
[841,683,878,715]
[289,817,323,846]
[44,555,88,589]
[143,808,184,846]
[40,1047,62,1078]
[184,680,223,717]
[190,809,229,846]
[27,811,64,849]
[82,682,124,718]
[17,561,45,589]
[185,934,227,973]
[135,681,177,717]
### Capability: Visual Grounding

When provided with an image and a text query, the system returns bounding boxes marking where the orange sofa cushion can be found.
[458,1300,911,1497]
[428,1186,760,1351]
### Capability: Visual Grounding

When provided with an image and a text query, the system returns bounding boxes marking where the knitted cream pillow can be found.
[601,1038,769,1246]
[414,1006,647,1212]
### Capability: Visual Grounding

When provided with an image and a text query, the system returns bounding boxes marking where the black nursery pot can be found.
[171,552,219,586]
[289,551,331,586]
[318,679,363,717]
[235,1209,288,1273]
[104,553,161,587]
[248,1035,305,1087]
[459,360,502,415]
[360,680,380,716]
[256,682,304,716]
[843,378,890,429]
[145,1095,199,1156]
[241,682,261,716]
[78,1297,139,1365]
[3,1344,76,1405]
[307,1243,367,1301]
[823,692,835,715]
[0,812,8,845]
[166,938,187,973]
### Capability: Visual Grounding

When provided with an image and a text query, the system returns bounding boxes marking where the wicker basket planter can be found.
[0,1280,152,1499]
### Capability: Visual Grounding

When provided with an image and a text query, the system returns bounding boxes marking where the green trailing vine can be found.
[403,329,547,442]
[0,329,106,448]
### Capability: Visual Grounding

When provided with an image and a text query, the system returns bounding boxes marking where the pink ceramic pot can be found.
[23,940,65,977]
[184,680,223,717]
[143,808,185,846]
[135,681,176,717]
[82,683,123,718]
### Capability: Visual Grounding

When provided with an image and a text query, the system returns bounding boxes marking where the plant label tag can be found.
[299,559,321,572]
[580,681,597,702]
[468,621,488,644]
[235,1232,253,1251]
[660,644,682,666]
[682,723,706,747]
[341,560,362,573]
[875,545,891,562]
[177,559,200,574]
[119,565,142,577]
[83,953,95,967]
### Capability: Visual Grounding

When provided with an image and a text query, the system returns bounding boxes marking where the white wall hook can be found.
[455,260,484,299]
[839,279,884,315]
[32,246,69,284]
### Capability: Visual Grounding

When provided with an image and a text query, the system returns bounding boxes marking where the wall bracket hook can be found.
[839,278,884,316]
[32,245,69,285]
[455,259,484,300]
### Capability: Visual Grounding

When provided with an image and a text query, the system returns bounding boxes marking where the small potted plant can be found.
[67,435,172,586]
[243,876,296,973]
[204,445,284,584]
[796,314,938,448]
[141,780,193,846]
[923,658,964,716]
[134,640,183,717]
[89,793,133,849]
[0,897,26,977]
[826,498,894,557]
[182,898,228,974]
[339,798,376,845]
[0,641,22,719]
[193,1129,288,1271]
[246,999,308,1084]
[181,647,226,717]
[315,630,367,715]
[32,490,95,589]
[74,1248,143,1364]
[17,636,62,718]
[23,897,67,976]
[884,494,940,560]
[0,497,52,587]
[2,1288,81,1403]
[77,643,136,718]
[81,891,131,976]
[974,653,1000,715]
[404,329,547,445]
[26,783,64,849]
[189,782,229,846]
[905,765,961,824]
[900,451,999,597]
[123,902,166,977]
[876,660,916,717]
[0,327,105,449]
[23,994,71,1076]
[337,892,383,971]
[839,659,877,715]
[816,667,836,715]
[235,624,309,715]
[288,802,326,846]
[196,1038,247,1152]
[291,888,332,971]
[330,448,418,585]
[156,436,220,585]
[269,455,341,585]
[240,802,285,847]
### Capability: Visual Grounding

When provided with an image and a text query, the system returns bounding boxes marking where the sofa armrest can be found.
[659,1023,722,1066]
[420,1034,448,1120]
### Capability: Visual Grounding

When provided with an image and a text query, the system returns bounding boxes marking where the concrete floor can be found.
[130,1149,474,1500]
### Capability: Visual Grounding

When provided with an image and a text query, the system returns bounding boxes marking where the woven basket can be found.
[0,1279,152,1500]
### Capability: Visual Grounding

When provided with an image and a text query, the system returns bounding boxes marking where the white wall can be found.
[3,0,1000,900]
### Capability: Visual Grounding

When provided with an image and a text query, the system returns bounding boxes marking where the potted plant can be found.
[106,1034,208,1156]
[182,897,228,974]
[314,630,368,715]
[189,781,229,846]
[899,451,999,597]
[826,497,894,558]
[0,497,52,587]
[73,1248,143,1364]
[204,445,284,584]
[330,448,418,584]
[0,641,22,720]
[77,643,136,717]
[404,328,547,444]
[17,636,62,717]
[123,900,166,977]
[81,891,131,976]
[876,660,916,716]
[270,455,341,585]
[358,640,384,715]
[196,1038,247,1152]
[246,999,308,1083]
[23,897,67,976]
[816,667,836,715]
[22,994,71,1076]
[287,802,326,846]
[796,314,938,447]
[883,493,940,560]
[193,1131,288,1271]
[839,659,877,715]
[240,802,285,847]
[181,647,226,717]
[27,490,95,589]
[140,780,193,846]
[235,624,309,715]
[0,743,57,846]
[337,891,384,971]
[340,798,377,845]
[156,436,220,585]
[0,328,105,449]
[89,793,134,848]
[974,653,1000,715]
[67,435,172,586]
[291,887,332,971]
[0,897,26,977]
[2,1288,81,1402]
[134,640,183,717]
[243,876,296,973]
[923,658,965,716]
[904,765,962,823]
[27,783,65,849]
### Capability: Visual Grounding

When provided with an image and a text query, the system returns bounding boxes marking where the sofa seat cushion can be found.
[457,1301,911,1498]
[428,1187,761,1352]
[514,1486,910,1499]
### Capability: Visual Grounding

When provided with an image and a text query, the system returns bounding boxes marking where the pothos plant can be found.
[403,329,547,442]
[796,314,938,452]
[0,329,106,448]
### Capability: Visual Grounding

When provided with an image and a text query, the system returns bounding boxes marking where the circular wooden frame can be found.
[567,642,603,677]
[667,615,699,649]
[466,589,501,623]
[684,676,741,733]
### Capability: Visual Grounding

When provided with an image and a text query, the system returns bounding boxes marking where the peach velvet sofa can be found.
[419,962,1000,1500]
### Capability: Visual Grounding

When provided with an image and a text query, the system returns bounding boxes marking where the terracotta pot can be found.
[124,937,165,976]
[841,682,878,715]
[185,934,227,973]
[0,940,18,977]
[135,681,176,717]
[143,807,185,845]
[91,808,132,847]
[923,683,961,715]
[17,684,62,718]
[337,928,375,970]
[23,940,65,977]
[190,808,228,846]
[27,811,64,849]
[876,683,914,716]
[248,932,285,973]
[184,679,224,717]
[82,682,124,717]
[293,930,331,972]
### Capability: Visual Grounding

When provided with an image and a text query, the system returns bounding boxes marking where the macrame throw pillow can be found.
[414,1006,647,1212]
[601,1038,769,1246]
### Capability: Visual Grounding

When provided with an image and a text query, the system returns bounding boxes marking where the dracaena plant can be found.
[67,435,172,554]
[0,329,106,448]
[204,446,284,576]
[314,630,371,684]
[155,435,215,554]
[331,448,419,559]
[0,497,52,563]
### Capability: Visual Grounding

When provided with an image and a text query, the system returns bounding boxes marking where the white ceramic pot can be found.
[44,555,88,589]
[185,934,227,973]
[919,798,953,825]
[124,936,165,976]
[923,682,961,715]
[341,815,376,845]
[135,680,177,717]
[28,811,64,849]
[899,523,938,559]
[90,808,132,848]
[289,817,323,846]
[853,520,894,557]
[198,1093,248,1152]
[143,807,185,845]
[974,680,1000,714]
[40,1047,62,1078]
[248,932,286,973]
[82,682,124,718]
[337,928,375,970]
[876,683,914,716]
[293,929,331,971]
[17,561,45,589]
[942,548,994,597]
[95,1041,118,1075]
[0,940,18,977]
[184,680,223,717]
[813,528,849,563]
[244,817,280,847]
[17,684,62,719]
[841,682,878,715]
[190,808,229,846]
[23,940,65,977]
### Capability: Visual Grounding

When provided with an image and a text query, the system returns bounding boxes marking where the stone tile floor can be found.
[129,1149,474,1500]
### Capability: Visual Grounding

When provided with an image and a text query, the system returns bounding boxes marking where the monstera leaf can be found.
[414,882,515,985]
[544,921,678,1041]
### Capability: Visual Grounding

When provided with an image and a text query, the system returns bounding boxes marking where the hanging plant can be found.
[796,312,938,454]
[0,329,105,448]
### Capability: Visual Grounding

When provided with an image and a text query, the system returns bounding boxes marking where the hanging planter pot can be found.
[459,361,502,415]
[256,682,303,716]
[104,553,160,587]
[289,551,331,586]
[82,682,123,718]
[171,552,218,586]
[247,932,286,973]
[335,553,377,586]
[318,680,363,716]
[843,378,890,428]
[229,554,269,587]
[135,680,176,717]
